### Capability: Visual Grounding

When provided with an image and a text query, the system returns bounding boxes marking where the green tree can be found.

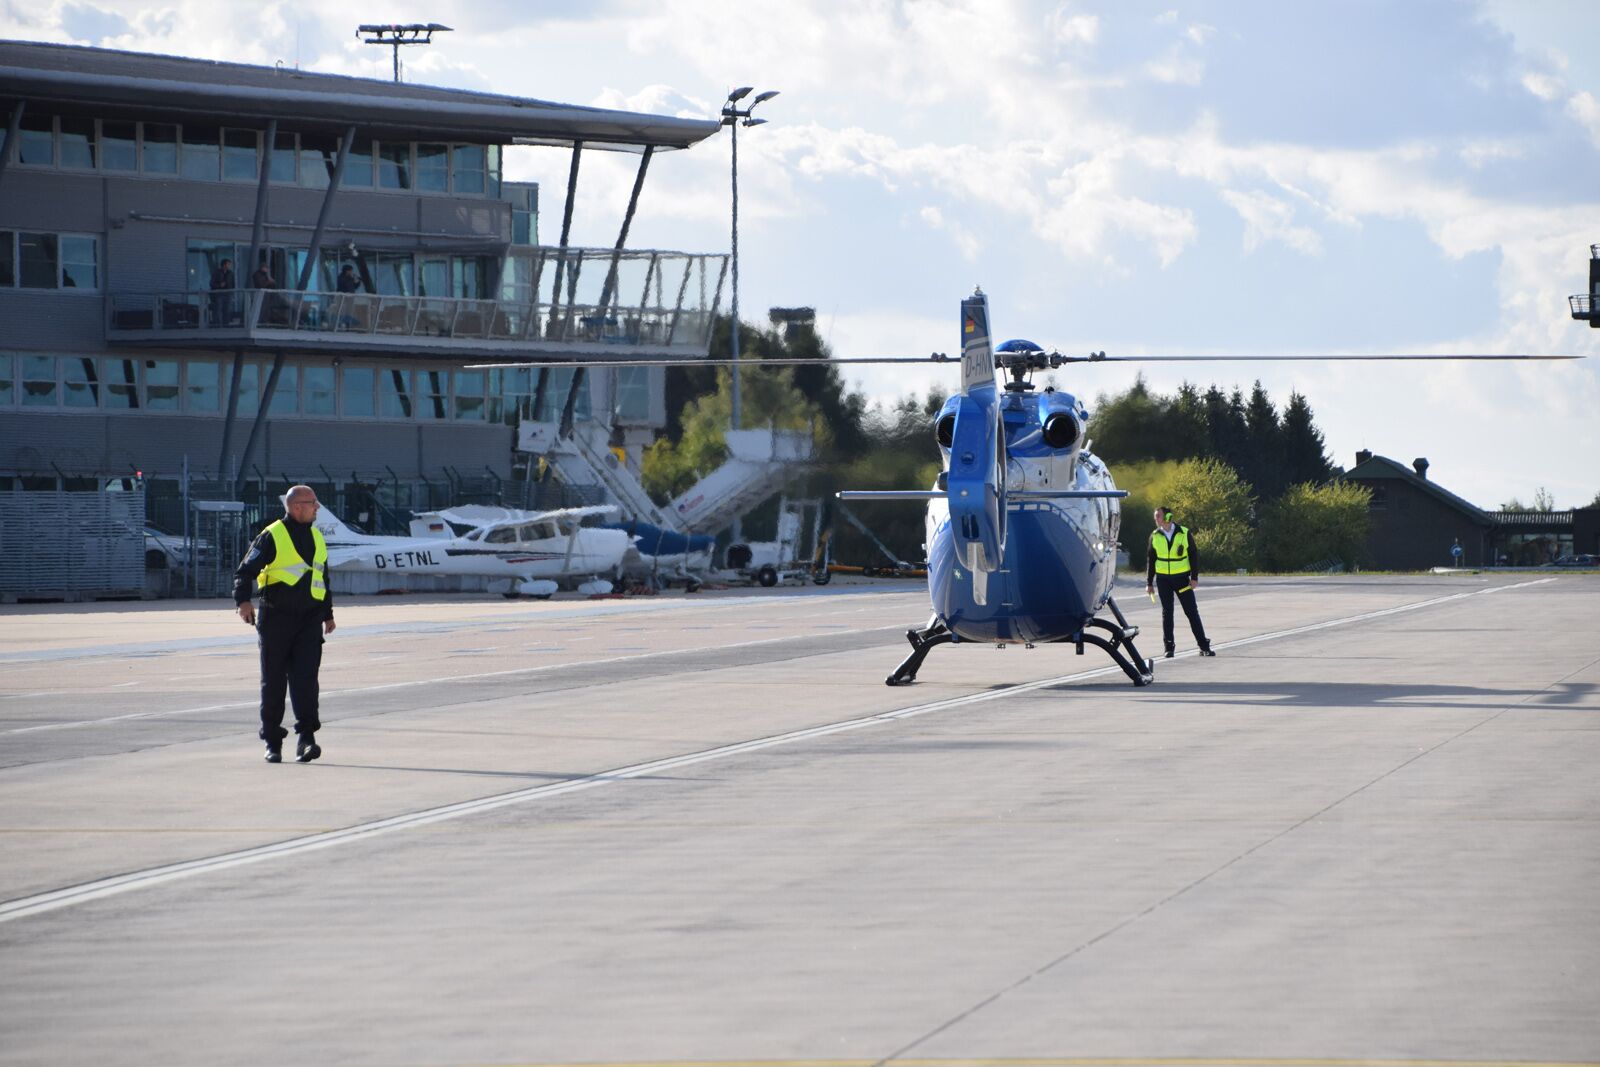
[1159,457,1256,571]
[1242,380,1284,500]
[1280,391,1334,487]
[1089,375,1206,464]
[1257,481,1372,571]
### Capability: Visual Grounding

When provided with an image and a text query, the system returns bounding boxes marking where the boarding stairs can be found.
[665,429,815,536]
[518,422,813,537]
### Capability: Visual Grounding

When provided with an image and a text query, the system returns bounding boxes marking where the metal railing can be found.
[1570,294,1593,319]
[107,248,729,351]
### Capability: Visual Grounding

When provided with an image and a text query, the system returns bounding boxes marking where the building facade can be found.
[0,40,725,529]
[1343,451,1598,568]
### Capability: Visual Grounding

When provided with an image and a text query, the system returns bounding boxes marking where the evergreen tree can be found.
[1280,391,1334,487]
[1243,380,1284,500]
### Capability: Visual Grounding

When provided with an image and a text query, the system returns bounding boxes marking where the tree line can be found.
[642,315,1373,573]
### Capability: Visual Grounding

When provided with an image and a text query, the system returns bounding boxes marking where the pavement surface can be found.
[1,574,1597,1067]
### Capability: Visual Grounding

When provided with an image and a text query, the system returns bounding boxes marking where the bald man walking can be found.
[234,485,336,763]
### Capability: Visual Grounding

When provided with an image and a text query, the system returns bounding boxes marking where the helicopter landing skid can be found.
[885,619,954,686]
[1069,596,1154,686]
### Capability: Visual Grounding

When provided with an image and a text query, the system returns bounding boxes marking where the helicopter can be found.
[473,289,1574,687]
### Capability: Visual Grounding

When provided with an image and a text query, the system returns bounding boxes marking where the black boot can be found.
[295,734,321,763]
[1199,646,1217,657]
[1163,647,1175,659]
[263,742,282,763]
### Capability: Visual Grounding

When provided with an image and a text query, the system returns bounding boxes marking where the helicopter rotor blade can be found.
[465,355,955,370]
[1053,352,1579,363]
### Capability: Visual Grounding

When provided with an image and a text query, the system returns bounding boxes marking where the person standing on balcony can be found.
[208,258,235,325]
[234,485,336,764]
[336,264,361,293]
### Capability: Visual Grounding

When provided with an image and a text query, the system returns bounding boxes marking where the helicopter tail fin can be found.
[946,290,1004,579]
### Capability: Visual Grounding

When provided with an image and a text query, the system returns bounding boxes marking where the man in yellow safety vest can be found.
[234,484,336,763]
[1145,505,1215,659]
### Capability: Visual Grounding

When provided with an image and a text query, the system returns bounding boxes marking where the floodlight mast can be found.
[356,23,453,83]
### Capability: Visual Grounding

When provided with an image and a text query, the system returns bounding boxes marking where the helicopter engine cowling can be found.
[1041,411,1079,450]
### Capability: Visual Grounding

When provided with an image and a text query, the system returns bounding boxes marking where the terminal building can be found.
[0,39,727,568]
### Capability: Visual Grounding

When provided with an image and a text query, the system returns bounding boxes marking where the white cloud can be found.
[1521,70,1564,101]
[1218,189,1323,255]
[1567,90,1600,148]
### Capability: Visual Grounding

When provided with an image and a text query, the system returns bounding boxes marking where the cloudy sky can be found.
[7,0,1599,507]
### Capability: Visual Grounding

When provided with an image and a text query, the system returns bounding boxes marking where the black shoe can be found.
[1199,647,1216,657]
[1163,649,1175,659]
[263,744,282,764]
[295,736,321,763]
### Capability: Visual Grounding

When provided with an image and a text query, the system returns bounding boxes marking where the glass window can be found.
[231,362,259,415]
[144,360,179,411]
[0,353,12,406]
[59,117,96,168]
[419,257,448,297]
[379,368,413,418]
[187,240,234,293]
[186,361,220,412]
[223,128,259,181]
[19,233,57,289]
[451,256,489,299]
[142,123,177,173]
[614,366,650,422]
[453,370,485,421]
[512,207,533,247]
[343,138,374,187]
[101,121,137,170]
[103,358,139,409]
[22,355,57,406]
[302,365,334,415]
[269,132,296,183]
[487,144,502,198]
[417,369,447,420]
[415,143,448,192]
[538,367,590,422]
[180,124,220,180]
[0,231,13,287]
[375,254,413,296]
[299,133,336,189]
[63,356,99,407]
[61,236,98,290]
[18,114,53,166]
[378,142,410,189]
[490,366,534,425]
[342,366,375,416]
[264,362,297,414]
[451,144,485,194]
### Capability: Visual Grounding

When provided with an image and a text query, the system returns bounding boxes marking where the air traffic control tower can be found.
[0,40,725,519]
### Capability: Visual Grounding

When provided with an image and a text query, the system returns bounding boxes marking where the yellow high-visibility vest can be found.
[1151,526,1191,576]
[257,520,328,600]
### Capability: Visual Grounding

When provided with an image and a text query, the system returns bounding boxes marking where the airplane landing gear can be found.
[886,616,953,686]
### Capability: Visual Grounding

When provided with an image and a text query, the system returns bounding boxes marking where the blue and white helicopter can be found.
[479,288,1572,688]
[840,290,1149,686]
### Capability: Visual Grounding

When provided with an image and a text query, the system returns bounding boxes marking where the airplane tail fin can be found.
[312,506,371,544]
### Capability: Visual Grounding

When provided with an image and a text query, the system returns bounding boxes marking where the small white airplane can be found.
[315,504,632,598]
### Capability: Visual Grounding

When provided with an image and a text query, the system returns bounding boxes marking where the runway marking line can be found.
[431,1059,1598,1067]
[0,577,1555,924]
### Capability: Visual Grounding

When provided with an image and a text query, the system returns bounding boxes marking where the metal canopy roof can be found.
[0,40,721,150]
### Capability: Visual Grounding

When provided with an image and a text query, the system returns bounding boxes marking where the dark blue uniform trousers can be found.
[257,605,324,743]
[1155,572,1211,654]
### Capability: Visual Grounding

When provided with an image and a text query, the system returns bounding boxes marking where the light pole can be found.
[722,86,779,442]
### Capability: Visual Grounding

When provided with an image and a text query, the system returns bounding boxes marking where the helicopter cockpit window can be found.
[484,526,516,544]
